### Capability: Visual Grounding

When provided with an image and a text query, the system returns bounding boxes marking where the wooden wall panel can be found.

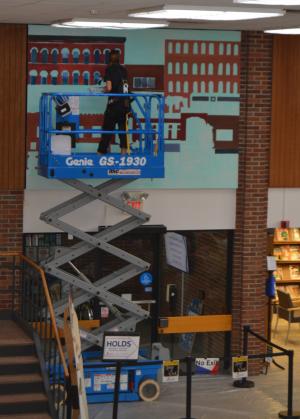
[270,36,300,187]
[0,24,27,190]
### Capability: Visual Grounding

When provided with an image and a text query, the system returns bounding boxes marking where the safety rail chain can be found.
[0,251,70,419]
[239,325,300,419]
[177,325,300,419]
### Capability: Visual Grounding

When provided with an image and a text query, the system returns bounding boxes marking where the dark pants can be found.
[98,102,127,153]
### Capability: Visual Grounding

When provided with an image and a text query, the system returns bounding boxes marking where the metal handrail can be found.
[0,251,69,378]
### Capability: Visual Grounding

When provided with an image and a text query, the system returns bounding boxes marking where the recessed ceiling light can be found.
[235,0,300,4]
[265,27,300,33]
[52,18,169,29]
[129,4,285,21]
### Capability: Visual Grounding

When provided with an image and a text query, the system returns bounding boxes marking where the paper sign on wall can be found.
[164,232,189,273]
[267,256,277,271]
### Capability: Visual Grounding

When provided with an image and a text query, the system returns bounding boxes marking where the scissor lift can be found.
[38,92,165,351]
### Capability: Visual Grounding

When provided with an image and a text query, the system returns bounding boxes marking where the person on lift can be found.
[97,49,129,155]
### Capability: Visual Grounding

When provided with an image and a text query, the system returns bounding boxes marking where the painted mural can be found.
[27,26,241,190]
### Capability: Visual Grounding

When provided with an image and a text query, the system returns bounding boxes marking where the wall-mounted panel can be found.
[270,36,300,187]
[0,24,27,190]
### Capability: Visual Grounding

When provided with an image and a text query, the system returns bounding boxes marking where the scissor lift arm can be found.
[38,92,165,350]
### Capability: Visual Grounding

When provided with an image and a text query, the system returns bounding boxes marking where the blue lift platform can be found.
[39,92,164,179]
[39,92,165,404]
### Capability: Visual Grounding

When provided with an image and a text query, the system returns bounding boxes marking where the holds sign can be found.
[103,333,140,361]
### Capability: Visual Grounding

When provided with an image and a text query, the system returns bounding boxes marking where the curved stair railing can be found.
[0,251,70,419]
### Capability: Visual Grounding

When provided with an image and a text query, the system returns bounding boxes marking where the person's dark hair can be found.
[109,49,120,64]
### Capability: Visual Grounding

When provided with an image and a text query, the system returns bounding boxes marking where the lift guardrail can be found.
[39,92,165,179]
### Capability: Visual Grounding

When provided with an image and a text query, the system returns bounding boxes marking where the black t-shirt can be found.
[104,64,128,93]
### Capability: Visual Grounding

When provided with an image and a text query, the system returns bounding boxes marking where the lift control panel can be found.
[38,92,165,179]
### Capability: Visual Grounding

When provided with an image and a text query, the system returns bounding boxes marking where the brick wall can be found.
[160,231,228,316]
[0,191,24,311]
[232,32,273,370]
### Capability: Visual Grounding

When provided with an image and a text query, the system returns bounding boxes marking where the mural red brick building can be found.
[165,39,240,98]
[28,37,125,85]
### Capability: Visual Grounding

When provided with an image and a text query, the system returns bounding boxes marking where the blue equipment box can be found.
[83,357,162,403]
[49,352,162,404]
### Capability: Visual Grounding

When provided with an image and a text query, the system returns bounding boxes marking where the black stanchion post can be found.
[12,255,16,313]
[233,325,254,388]
[181,357,196,419]
[112,361,121,419]
[66,376,72,419]
[279,350,300,419]
[288,350,294,417]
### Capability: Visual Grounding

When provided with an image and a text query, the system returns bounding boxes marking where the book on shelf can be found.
[274,267,283,281]
[275,228,290,242]
[289,265,300,280]
[273,247,283,260]
[281,246,290,260]
[274,227,300,243]
[289,245,300,261]
[273,245,290,261]
[274,266,284,281]
[273,245,300,261]
[291,228,300,242]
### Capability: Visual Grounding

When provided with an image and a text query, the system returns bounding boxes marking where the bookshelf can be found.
[24,233,62,263]
[273,229,300,297]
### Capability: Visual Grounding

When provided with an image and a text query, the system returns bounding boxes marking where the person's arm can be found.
[105,80,112,92]
[104,67,112,92]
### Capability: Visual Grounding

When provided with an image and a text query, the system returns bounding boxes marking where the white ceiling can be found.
[0,0,299,31]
